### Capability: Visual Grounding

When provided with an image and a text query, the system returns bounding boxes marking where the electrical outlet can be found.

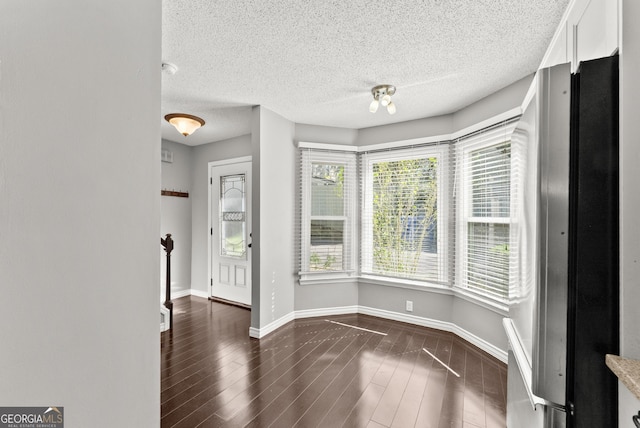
[406,300,413,312]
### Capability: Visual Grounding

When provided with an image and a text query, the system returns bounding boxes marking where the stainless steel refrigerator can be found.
[504,55,618,428]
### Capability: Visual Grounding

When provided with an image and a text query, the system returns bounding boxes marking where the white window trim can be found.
[455,136,514,301]
[360,145,450,285]
[299,150,357,282]
[296,111,520,307]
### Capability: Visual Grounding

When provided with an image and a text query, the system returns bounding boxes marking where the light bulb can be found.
[381,94,391,106]
[387,101,396,115]
[369,99,379,113]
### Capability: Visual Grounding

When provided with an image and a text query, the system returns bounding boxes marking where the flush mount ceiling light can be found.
[164,113,205,137]
[369,84,397,115]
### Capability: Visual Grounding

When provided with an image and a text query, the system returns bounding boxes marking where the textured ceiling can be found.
[161,0,570,146]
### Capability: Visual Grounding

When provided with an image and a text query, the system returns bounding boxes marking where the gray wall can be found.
[0,1,161,426]
[161,140,193,295]
[190,134,252,294]
[295,123,359,145]
[453,74,533,131]
[356,113,454,146]
[252,107,297,329]
[621,0,640,361]
[452,297,508,351]
[295,280,360,311]
[159,69,530,354]
[293,124,361,311]
[620,0,640,417]
[359,282,455,323]
[288,75,529,354]
[355,74,532,146]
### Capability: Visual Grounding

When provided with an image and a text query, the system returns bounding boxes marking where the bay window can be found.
[298,117,519,303]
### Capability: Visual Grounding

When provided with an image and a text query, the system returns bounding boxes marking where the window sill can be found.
[298,271,358,285]
[358,274,453,295]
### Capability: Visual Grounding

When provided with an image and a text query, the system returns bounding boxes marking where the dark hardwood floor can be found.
[161,296,507,428]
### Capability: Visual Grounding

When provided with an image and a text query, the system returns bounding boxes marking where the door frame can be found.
[208,156,253,306]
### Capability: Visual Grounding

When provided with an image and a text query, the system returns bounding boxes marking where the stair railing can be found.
[160,233,174,328]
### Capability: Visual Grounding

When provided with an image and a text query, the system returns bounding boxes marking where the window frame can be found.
[296,114,519,308]
[456,137,513,301]
[360,145,450,285]
[299,149,357,282]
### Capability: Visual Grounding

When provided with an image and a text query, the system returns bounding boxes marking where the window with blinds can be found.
[299,149,357,276]
[297,117,520,302]
[360,146,450,283]
[456,120,518,300]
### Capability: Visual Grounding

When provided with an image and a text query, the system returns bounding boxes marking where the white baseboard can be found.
[295,305,359,319]
[249,312,295,339]
[245,303,506,363]
[190,289,208,299]
[357,306,453,332]
[176,287,507,362]
[171,289,191,299]
[160,305,170,332]
[161,288,209,301]
[358,305,507,363]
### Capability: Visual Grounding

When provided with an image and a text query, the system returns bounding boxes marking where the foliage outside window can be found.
[361,147,448,283]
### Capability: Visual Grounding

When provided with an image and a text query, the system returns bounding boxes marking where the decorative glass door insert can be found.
[220,174,247,258]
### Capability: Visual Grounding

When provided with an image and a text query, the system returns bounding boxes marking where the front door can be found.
[210,158,252,306]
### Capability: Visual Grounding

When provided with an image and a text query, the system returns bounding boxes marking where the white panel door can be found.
[210,159,251,306]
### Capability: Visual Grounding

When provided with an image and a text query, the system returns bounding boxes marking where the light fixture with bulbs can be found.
[369,84,397,115]
[164,113,205,137]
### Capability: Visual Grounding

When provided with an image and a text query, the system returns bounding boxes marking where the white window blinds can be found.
[297,116,521,303]
[298,149,357,276]
[455,119,518,300]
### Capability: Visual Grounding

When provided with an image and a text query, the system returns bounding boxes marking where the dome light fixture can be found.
[164,113,205,137]
[369,84,397,115]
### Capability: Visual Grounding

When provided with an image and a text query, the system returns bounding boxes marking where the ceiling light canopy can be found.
[369,84,397,115]
[165,113,205,137]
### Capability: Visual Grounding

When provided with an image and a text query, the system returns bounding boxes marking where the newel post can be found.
[161,233,174,328]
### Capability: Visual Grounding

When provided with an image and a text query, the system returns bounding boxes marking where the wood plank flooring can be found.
[161,296,507,428]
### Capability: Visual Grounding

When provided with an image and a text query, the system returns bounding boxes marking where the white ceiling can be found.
[161,0,570,146]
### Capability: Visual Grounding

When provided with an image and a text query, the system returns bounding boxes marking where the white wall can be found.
[190,135,252,295]
[0,1,160,426]
[161,140,193,296]
[252,107,297,329]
